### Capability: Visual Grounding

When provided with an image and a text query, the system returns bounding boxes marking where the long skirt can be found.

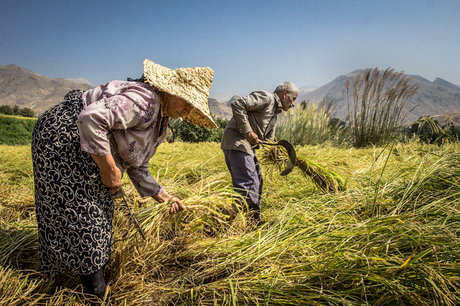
[31,91,114,275]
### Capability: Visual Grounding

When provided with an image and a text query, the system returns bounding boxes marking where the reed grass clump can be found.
[346,67,419,147]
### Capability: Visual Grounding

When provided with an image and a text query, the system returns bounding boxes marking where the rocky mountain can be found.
[0,64,232,119]
[2,65,459,124]
[0,65,92,115]
[297,69,460,124]
[208,98,232,119]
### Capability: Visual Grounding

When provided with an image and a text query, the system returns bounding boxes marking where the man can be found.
[221,82,298,224]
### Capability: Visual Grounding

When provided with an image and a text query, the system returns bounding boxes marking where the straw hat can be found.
[143,59,217,128]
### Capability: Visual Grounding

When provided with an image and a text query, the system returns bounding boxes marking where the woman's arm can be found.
[153,191,186,214]
[91,153,122,194]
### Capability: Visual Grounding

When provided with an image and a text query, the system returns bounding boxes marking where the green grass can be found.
[0,114,37,145]
[275,99,334,146]
[0,141,459,305]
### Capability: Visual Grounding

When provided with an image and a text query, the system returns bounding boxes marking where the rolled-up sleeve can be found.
[77,95,146,156]
[126,162,164,197]
[231,91,271,134]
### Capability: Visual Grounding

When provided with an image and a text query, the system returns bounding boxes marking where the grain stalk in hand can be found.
[260,145,346,193]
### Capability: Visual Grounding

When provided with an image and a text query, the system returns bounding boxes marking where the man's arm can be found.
[231,91,271,140]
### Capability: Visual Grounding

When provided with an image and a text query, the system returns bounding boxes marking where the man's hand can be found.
[153,191,186,214]
[244,131,259,146]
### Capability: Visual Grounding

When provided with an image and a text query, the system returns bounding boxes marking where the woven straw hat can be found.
[143,59,217,128]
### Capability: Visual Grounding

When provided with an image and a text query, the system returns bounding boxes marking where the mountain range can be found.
[0,65,92,114]
[297,70,460,124]
[1,64,459,125]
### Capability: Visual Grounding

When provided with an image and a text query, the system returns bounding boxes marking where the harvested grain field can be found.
[0,141,459,305]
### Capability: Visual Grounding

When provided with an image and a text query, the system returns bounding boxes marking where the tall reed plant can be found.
[276,99,334,145]
[346,68,418,147]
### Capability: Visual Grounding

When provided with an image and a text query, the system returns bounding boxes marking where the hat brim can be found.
[143,59,217,128]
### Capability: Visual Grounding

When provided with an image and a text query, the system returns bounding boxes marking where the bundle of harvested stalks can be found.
[260,145,346,193]
[296,157,346,193]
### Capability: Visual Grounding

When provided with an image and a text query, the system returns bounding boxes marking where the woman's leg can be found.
[80,267,107,300]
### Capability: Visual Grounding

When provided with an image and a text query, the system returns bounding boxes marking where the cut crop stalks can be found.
[1,142,459,305]
[260,144,346,193]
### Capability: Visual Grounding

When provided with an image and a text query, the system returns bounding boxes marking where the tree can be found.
[0,105,35,117]
[19,107,35,117]
[0,105,13,115]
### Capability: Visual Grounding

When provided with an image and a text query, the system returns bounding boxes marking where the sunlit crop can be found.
[0,141,458,305]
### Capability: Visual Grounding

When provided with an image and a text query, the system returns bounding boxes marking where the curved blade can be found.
[277,140,297,176]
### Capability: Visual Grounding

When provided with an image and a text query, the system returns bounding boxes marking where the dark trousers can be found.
[223,149,263,220]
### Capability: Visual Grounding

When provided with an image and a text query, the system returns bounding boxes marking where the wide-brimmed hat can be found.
[143,59,217,128]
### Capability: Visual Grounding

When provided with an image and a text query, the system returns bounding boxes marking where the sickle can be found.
[257,140,297,176]
[113,188,146,240]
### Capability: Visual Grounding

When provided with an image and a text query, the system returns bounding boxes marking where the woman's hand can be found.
[101,166,122,194]
[153,191,186,214]
[91,154,122,194]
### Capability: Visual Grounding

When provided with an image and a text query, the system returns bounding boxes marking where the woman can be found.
[31,59,217,300]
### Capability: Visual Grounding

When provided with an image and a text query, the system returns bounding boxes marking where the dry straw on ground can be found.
[0,141,459,305]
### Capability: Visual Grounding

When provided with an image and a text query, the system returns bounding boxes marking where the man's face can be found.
[281,91,298,111]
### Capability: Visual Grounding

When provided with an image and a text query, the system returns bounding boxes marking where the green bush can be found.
[0,105,35,117]
[406,116,460,144]
[0,105,13,115]
[168,117,228,143]
[0,115,37,145]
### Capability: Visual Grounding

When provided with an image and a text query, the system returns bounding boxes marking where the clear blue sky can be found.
[1,0,459,101]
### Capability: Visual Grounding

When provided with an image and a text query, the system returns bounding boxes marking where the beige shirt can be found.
[221,91,282,155]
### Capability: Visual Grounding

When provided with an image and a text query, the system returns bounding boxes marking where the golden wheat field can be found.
[0,141,459,305]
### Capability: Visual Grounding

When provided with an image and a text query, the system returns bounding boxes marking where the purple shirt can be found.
[77,80,169,197]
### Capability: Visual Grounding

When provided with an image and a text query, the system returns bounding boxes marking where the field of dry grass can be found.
[0,141,459,305]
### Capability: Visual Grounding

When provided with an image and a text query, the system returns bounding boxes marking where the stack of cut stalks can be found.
[260,145,346,193]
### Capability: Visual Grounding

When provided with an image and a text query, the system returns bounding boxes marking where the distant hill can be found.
[2,65,458,124]
[208,98,232,120]
[65,77,93,86]
[0,64,92,115]
[298,69,460,124]
[0,64,231,119]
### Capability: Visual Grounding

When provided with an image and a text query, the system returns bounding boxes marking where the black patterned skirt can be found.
[31,91,114,275]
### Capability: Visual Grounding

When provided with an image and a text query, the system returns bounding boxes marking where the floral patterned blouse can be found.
[77,80,169,197]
